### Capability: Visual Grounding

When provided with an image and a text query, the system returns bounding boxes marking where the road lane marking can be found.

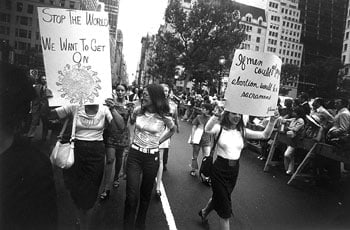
[158,180,178,230]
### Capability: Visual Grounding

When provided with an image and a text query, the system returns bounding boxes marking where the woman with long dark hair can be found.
[198,109,279,230]
[124,84,176,230]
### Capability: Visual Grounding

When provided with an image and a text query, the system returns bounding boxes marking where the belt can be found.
[131,143,159,154]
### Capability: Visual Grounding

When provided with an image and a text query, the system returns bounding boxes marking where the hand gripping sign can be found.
[224,49,281,117]
[38,7,112,106]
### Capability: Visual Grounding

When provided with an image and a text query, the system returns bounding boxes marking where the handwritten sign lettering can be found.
[38,7,112,106]
[224,49,281,116]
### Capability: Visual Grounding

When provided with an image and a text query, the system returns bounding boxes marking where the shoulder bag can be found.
[50,109,77,169]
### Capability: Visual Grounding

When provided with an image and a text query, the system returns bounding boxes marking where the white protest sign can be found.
[224,49,281,117]
[38,7,112,106]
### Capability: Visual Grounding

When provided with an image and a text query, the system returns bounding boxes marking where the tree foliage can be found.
[299,57,343,98]
[148,0,246,88]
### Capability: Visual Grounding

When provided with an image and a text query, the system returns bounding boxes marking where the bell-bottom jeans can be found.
[123,148,159,230]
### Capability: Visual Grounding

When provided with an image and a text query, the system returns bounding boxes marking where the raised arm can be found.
[105,98,125,130]
[245,111,280,140]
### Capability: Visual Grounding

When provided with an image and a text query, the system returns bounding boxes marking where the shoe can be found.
[155,190,161,199]
[99,190,110,200]
[286,170,293,175]
[190,170,196,177]
[198,209,208,225]
[113,179,120,188]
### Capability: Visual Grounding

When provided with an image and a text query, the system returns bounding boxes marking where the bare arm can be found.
[245,112,280,140]
[205,115,220,134]
[159,116,176,144]
[105,98,125,130]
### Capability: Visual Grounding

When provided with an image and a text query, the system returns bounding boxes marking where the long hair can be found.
[220,111,245,137]
[142,84,170,117]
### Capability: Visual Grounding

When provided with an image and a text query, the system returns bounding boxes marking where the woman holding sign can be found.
[50,101,125,230]
[198,108,279,230]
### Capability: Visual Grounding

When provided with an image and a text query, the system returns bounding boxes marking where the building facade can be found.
[342,0,350,80]
[0,0,80,71]
[299,0,348,65]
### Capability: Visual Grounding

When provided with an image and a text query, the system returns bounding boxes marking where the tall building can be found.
[299,0,348,65]
[0,0,81,72]
[99,0,119,39]
[138,34,157,86]
[236,3,268,53]
[236,0,303,97]
[342,0,350,80]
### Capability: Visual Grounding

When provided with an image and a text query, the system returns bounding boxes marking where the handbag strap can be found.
[211,127,223,156]
[70,107,78,142]
[58,118,69,139]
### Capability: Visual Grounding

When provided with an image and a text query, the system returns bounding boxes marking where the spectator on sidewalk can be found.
[27,75,53,141]
[0,62,58,230]
[311,97,334,130]
[299,92,311,115]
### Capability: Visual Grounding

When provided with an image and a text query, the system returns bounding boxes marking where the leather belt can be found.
[131,143,159,154]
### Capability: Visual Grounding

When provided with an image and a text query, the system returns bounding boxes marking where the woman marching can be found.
[100,83,133,200]
[198,108,279,230]
[155,83,179,198]
[124,84,176,230]
[50,99,125,230]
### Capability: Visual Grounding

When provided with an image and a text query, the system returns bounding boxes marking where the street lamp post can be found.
[218,56,226,97]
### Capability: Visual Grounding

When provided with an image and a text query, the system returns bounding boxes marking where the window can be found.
[257,28,261,34]
[61,0,66,7]
[0,13,10,23]
[344,44,348,51]
[256,37,260,43]
[17,2,23,12]
[246,16,251,23]
[342,55,346,63]
[27,4,34,14]
[346,32,349,40]
[255,46,259,51]
[39,0,44,2]
[16,16,32,26]
[0,26,10,35]
[5,0,11,10]
[348,20,350,29]
[50,0,54,5]
[69,1,75,9]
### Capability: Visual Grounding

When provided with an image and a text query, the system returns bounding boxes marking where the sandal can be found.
[155,190,161,199]
[99,190,110,201]
[190,170,196,177]
[198,209,208,225]
[113,179,120,188]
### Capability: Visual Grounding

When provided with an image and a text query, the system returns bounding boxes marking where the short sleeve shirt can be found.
[133,110,174,149]
[55,105,113,141]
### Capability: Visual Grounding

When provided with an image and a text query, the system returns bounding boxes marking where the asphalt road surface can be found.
[40,120,350,230]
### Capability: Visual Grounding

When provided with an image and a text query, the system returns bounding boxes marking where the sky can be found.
[117,0,266,84]
[118,0,168,83]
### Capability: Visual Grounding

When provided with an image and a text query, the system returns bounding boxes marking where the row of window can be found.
[279,49,301,58]
[0,25,10,35]
[281,57,300,66]
[271,15,280,22]
[282,29,300,38]
[280,41,302,51]
[16,16,33,26]
[268,31,278,37]
[269,2,278,9]
[0,13,10,23]
[266,46,276,52]
[281,8,299,18]
[269,24,279,30]
[280,35,299,43]
[282,21,301,30]
[268,38,277,45]
[283,15,298,23]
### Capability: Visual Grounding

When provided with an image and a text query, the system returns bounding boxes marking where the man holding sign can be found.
[198,50,281,230]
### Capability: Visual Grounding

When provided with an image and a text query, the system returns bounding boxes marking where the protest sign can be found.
[38,7,112,106]
[224,49,281,117]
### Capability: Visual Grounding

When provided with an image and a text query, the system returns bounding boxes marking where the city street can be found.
[38,120,350,230]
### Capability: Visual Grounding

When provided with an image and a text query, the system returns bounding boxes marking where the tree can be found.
[299,57,343,98]
[279,64,299,96]
[150,0,246,90]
